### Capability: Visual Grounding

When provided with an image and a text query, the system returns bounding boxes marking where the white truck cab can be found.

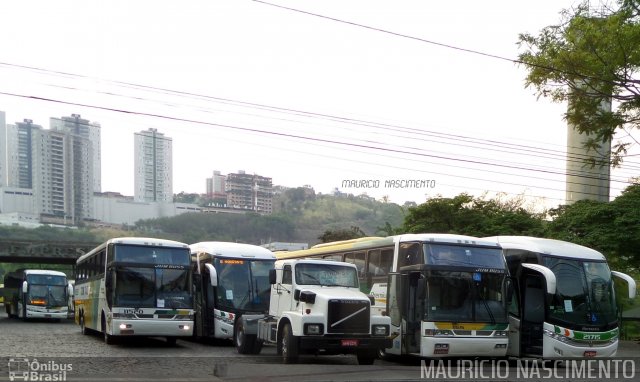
[236,259,392,364]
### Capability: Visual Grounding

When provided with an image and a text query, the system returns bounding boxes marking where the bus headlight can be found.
[304,323,324,335]
[372,325,389,336]
[494,330,508,337]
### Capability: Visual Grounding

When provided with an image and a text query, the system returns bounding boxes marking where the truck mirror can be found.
[22,281,28,294]
[269,269,277,285]
[293,289,300,301]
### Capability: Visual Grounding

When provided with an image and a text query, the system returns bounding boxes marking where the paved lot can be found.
[0,307,637,381]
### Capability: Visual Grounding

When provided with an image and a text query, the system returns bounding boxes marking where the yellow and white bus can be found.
[277,234,511,358]
[486,236,637,359]
[74,237,194,345]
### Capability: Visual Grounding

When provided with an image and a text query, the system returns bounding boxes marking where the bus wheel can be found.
[80,314,89,335]
[235,319,257,354]
[281,323,299,364]
[357,350,377,365]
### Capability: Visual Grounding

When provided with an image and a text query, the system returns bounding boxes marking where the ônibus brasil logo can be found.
[8,358,72,382]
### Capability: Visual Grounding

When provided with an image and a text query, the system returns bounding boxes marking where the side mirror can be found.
[22,281,28,294]
[293,289,301,301]
[204,264,218,287]
[269,269,277,285]
[67,283,74,297]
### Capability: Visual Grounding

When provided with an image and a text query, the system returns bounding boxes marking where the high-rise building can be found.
[50,114,101,193]
[225,170,273,214]
[0,111,6,187]
[134,128,173,202]
[6,119,42,189]
[32,127,94,225]
[206,170,227,200]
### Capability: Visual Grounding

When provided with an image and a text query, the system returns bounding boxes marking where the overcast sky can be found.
[1,0,638,208]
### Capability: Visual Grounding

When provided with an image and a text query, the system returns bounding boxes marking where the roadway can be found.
[0,305,637,382]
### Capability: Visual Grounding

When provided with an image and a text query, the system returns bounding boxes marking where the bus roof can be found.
[23,270,67,277]
[277,233,500,260]
[77,237,189,264]
[190,242,276,260]
[394,233,500,247]
[484,236,606,261]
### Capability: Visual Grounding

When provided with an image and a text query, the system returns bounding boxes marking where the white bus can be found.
[277,234,511,358]
[190,242,275,350]
[485,236,637,358]
[74,237,194,344]
[4,269,71,320]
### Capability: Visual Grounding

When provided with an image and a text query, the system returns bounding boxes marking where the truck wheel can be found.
[252,340,264,355]
[235,319,257,354]
[357,350,377,365]
[281,323,299,364]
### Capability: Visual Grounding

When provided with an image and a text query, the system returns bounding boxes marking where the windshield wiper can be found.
[477,291,496,325]
[299,272,321,285]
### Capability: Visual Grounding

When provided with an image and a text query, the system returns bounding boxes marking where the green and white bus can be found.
[485,236,637,358]
[4,269,70,320]
[74,237,194,344]
[277,234,511,358]
[190,242,275,349]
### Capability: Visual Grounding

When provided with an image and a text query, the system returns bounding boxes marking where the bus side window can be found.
[367,249,393,281]
[345,252,366,278]
[323,254,342,262]
[399,243,423,268]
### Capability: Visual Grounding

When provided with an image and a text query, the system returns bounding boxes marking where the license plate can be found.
[341,339,359,347]
[584,351,596,357]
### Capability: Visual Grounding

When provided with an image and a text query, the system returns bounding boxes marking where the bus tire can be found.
[80,314,89,335]
[235,319,257,354]
[356,350,377,365]
[281,323,299,364]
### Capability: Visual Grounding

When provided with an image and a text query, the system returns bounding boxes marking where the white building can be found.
[134,128,173,203]
[50,114,101,193]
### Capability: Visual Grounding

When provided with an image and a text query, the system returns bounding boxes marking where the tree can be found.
[518,0,640,165]
[318,226,366,243]
[545,183,640,274]
[402,193,545,237]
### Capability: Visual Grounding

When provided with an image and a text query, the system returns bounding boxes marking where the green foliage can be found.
[545,183,640,274]
[518,0,640,165]
[318,226,366,243]
[402,193,545,237]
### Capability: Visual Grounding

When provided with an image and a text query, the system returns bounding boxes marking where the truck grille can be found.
[327,299,370,334]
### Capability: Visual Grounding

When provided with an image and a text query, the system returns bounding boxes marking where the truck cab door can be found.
[272,265,293,317]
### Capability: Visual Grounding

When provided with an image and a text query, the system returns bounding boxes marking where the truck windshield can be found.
[543,257,617,327]
[424,270,507,323]
[214,259,274,313]
[294,263,359,288]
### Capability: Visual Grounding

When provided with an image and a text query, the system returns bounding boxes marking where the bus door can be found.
[402,271,425,355]
[387,273,403,355]
[202,270,217,337]
[520,272,545,356]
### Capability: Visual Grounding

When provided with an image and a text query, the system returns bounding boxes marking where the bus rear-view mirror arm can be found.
[522,263,557,295]
[204,263,218,287]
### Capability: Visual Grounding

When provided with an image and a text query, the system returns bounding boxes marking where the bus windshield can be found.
[425,270,507,323]
[114,266,192,309]
[214,259,274,313]
[295,262,359,288]
[28,284,67,307]
[424,244,505,269]
[543,257,617,327]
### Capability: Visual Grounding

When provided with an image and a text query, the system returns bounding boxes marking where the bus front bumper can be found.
[26,306,68,319]
[111,319,194,337]
[422,336,509,357]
